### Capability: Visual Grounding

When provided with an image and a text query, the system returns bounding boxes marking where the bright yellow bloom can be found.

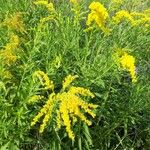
[112,10,134,25]
[30,72,98,140]
[113,9,150,27]
[0,34,19,66]
[86,2,109,31]
[130,11,150,27]
[56,110,61,129]
[39,94,56,133]
[34,0,48,5]
[28,95,44,103]
[33,71,54,90]
[69,86,95,98]
[120,52,137,83]
[62,75,78,90]
[31,93,55,129]
[57,90,97,140]
[34,0,54,12]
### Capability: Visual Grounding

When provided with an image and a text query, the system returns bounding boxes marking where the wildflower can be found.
[3,70,12,79]
[70,0,78,5]
[130,11,150,27]
[133,17,150,27]
[69,86,95,98]
[39,93,56,133]
[33,71,54,90]
[40,15,56,24]
[30,72,98,140]
[56,110,61,129]
[28,95,44,103]
[144,9,150,16]
[131,12,147,18]
[120,52,137,83]
[112,0,124,5]
[86,2,109,32]
[34,0,54,12]
[34,0,48,5]
[62,75,78,90]
[3,13,25,32]
[112,10,134,25]
[52,55,61,69]
[0,34,19,66]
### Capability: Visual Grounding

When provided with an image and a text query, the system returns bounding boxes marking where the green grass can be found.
[0,0,150,149]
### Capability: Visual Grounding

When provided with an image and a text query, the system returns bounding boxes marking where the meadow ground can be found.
[0,0,150,149]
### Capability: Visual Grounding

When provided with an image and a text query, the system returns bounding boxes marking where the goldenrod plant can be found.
[0,33,19,66]
[30,71,98,141]
[86,2,109,32]
[0,0,150,149]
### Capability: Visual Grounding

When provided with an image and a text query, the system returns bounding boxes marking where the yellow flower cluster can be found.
[131,12,150,27]
[30,72,98,140]
[112,10,134,25]
[113,10,150,27]
[120,52,137,83]
[2,13,25,32]
[31,93,56,133]
[28,95,44,103]
[33,71,54,90]
[0,34,19,66]
[70,0,78,5]
[34,0,54,12]
[3,71,12,79]
[34,1,57,25]
[62,74,78,90]
[131,12,147,18]
[57,86,96,140]
[86,2,109,31]
[144,9,150,16]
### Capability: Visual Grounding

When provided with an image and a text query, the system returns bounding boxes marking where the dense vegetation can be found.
[0,0,150,149]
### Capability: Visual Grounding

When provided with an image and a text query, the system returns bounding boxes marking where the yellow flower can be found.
[70,0,78,5]
[34,0,54,12]
[0,34,19,66]
[3,13,25,32]
[33,71,54,90]
[28,95,44,103]
[69,86,95,98]
[56,110,61,129]
[3,71,13,79]
[134,17,150,27]
[131,12,147,18]
[120,52,137,83]
[34,0,48,5]
[30,71,98,140]
[56,90,97,140]
[144,9,150,16]
[62,75,78,90]
[86,2,109,30]
[112,10,134,25]
[31,93,55,128]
